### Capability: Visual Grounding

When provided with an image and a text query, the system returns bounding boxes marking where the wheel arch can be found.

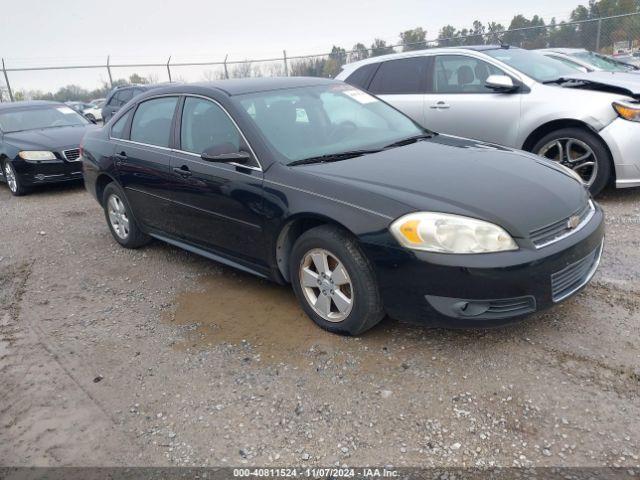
[95,172,118,205]
[521,118,616,184]
[274,213,356,283]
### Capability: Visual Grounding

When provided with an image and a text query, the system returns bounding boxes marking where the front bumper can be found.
[599,118,640,188]
[11,156,83,186]
[361,204,605,327]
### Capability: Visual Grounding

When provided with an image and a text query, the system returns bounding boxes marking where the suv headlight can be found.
[390,212,518,254]
[18,151,57,161]
[613,101,640,122]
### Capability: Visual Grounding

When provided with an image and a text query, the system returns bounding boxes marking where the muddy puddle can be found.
[165,270,428,366]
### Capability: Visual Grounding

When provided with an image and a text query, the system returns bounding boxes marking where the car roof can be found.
[0,100,63,112]
[142,77,339,97]
[339,45,515,71]
[538,48,587,54]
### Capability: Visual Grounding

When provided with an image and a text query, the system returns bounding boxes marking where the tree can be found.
[350,43,369,62]
[128,73,148,85]
[487,22,505,44]
[438,25,459,46]
[400,27,427,51]
[370,38,394,57]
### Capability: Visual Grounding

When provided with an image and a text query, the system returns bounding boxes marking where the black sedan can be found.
[81,78,604,335]
[0,101,96,195]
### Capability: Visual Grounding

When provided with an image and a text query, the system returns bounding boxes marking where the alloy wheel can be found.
[4,162,17,193]
[107,194,130,240]
[538,138,598,187]
[299,248,354,322]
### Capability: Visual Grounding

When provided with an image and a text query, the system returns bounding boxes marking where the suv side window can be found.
[111,109,132,139]
[180,97,241,156]
[433,55,504,94]
[130,97,178,147]
[368,57,429,94]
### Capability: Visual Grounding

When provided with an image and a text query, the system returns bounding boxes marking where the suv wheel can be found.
[290,225,384,335]
[3,160,28,196]
[532,127,612,195]
[102,183,150,248]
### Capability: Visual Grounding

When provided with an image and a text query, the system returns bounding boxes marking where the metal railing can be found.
[1,11,639,102]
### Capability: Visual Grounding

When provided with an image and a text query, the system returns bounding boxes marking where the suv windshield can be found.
[0,105,89,133]
[485,48,578,83]
[235,84,425,164]
[571,51,634,72]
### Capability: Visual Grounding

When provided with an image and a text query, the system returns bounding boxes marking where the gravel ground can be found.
[0,181,639,468]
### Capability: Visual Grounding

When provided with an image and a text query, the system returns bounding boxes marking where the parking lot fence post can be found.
[595,19,602,51]
[106,56,113,88]
[283,50,289,76]
[166,56,172,82]
[2,59,14,102]
[224,55,229,79]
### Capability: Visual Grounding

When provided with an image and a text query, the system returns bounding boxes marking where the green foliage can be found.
[400,27,427,51]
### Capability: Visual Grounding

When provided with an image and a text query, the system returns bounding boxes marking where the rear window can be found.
[368,57,429,94]
[111,109,132,139]
[130,97,178,147]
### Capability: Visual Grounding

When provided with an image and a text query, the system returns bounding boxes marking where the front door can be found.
[169,96,266,267]
[423,54,522,147]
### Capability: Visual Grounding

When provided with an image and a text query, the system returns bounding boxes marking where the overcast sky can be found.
[2,0,584,92]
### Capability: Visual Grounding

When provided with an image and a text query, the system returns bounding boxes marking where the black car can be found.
[0,101,96,196]
[82,78,604,335]
[102,84,161,123]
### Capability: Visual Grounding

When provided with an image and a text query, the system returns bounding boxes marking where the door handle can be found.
[429,101,450,110]
[173,166,192,178]
[114,151,127,165]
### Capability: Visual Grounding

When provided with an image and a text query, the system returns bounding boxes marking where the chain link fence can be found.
[1,12,639,103]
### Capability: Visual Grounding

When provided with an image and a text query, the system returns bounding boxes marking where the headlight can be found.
[18,151,57,161]
[612,101,640,122]
[390,212,518,254]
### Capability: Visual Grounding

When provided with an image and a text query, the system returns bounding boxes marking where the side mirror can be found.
[201,144,251,164]
[485,74,516,92]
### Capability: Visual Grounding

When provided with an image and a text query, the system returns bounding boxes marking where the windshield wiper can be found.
[383,133,435,149]
[289,149,383,166]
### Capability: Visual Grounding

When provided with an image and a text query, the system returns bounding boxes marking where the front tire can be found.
[289,225,384,335]
[102,183,150,248]
[2,160,28,196]
[532,127,612,196]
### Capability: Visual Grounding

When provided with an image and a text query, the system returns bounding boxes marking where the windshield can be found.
[571,51,632,72]
[234,84,425,164]
[0,105,89,133]
[485,48,579,82]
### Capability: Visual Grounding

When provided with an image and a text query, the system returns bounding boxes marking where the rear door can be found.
[169,96,266,267]
[113,95,181,233]
[367,56,431,125]
[423,54,522,146]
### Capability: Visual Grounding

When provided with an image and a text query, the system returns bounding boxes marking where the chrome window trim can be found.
[535,200,596,249]
[108,93,263,172]
[552,239,604,303]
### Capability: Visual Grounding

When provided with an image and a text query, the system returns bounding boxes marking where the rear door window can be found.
[368,57,429,94]
[130,97,178,147]
[111,109,132,139]
[344,63,379,89]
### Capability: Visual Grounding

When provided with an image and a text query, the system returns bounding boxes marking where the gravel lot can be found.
[1,181,639,468]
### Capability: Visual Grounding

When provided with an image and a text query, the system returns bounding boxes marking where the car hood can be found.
[297,136,589,238]
[559,71,640,99]
[2,125,95,151]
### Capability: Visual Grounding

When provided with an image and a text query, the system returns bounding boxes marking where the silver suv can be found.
[336,46,640,195]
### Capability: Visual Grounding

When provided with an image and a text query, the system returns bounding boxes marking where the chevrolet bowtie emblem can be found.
[567,215,581,229]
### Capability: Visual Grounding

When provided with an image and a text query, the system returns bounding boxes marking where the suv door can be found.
[113,96,180,233]
[423,54,522,146]
[367,56,431,125]
[169,96,266,268]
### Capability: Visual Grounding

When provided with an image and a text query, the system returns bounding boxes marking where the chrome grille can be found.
[63,148,81,162]
[530,200,594,248]
[551,242,603,302]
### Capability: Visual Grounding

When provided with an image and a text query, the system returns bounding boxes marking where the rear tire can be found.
[102,183,150,248]
[289,225,385,335]
[3,160,29,196]
[531,127,612,196]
